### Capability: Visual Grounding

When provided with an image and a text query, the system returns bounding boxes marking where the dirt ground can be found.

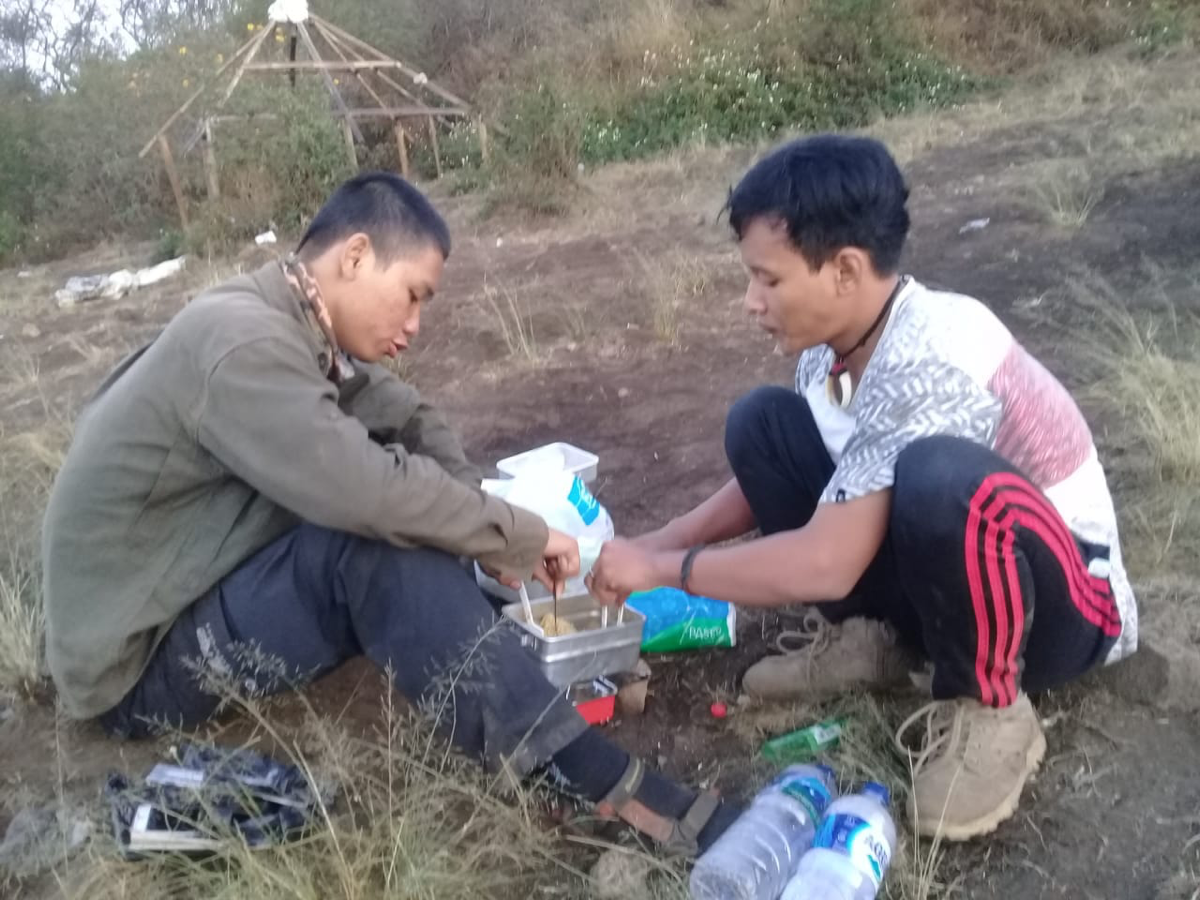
[2,50,1199,900]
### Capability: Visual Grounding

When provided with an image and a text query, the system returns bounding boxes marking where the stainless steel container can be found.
[502,593,644,688]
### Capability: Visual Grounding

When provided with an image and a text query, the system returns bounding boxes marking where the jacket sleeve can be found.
[344,363,483,487]
[194,335,547,575]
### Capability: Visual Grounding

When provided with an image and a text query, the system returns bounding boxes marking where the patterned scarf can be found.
[281,253,355,384]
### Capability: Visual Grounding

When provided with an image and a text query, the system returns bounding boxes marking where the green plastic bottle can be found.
[760,717,847,764]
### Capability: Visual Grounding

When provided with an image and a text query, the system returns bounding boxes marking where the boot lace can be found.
[894,699,961,774]
[773,609,834,656]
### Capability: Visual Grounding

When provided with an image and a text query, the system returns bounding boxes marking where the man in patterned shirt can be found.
[587,135,1137,840]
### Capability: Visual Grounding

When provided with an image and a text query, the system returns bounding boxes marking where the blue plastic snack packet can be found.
[625,586,736,652]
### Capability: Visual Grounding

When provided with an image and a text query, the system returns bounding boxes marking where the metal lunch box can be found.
[501,592,644,689]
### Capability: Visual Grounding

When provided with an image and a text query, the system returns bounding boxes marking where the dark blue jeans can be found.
[725,386,1120,706]
[99,525,588,775]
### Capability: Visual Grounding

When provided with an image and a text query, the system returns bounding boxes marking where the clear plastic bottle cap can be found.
[863,782,890,806]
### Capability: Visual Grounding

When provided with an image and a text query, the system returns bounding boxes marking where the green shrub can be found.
[580,0,978,164]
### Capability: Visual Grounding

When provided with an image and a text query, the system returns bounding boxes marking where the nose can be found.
[743,280,766,316]
[403,306,420,337]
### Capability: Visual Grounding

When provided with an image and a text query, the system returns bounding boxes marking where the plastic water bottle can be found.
[780,782,897,900]
[690,764,837,900]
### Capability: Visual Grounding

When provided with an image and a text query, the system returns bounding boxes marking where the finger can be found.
[530,564,553,593]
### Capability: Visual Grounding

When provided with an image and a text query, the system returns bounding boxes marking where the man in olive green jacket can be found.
[42,172,737,855]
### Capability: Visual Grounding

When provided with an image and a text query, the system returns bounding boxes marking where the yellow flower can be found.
[246,22,255,31]
[333,78,340,85]
[178,45,187,55]
[182,78,190,87]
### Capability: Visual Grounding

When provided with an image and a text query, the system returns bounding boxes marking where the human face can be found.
[322,237,444,363]
[738,217,843,355]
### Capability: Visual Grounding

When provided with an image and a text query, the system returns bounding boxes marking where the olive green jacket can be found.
[42,262,547,718]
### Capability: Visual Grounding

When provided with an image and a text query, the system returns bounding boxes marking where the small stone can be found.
[21,323,41,339]
[589,846,654,900]
[617,387,631,399]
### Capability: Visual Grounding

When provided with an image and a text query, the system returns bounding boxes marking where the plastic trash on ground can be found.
[105,743,332,858]
[625,586,736,652]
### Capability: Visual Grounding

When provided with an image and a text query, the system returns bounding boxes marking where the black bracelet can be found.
[680,544,706,595]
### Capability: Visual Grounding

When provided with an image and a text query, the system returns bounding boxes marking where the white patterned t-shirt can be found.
[796,278,1136,662]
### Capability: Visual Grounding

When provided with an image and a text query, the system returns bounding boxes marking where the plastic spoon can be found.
[518,583,544,637]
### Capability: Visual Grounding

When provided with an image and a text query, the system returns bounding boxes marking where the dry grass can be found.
[45,667,687,900]
[1027,160,1104,229]
[1068,271,1200,485]
[482,282,541,363]
[638,251,715,346]
[0,556,44,700]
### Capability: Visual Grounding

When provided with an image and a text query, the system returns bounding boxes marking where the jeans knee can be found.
[725,385,801,471]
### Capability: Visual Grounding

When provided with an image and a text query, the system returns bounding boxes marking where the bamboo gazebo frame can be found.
[139,8,484,229]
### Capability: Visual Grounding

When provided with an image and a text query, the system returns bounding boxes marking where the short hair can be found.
[726,135,910,274]
[298,171,452,263]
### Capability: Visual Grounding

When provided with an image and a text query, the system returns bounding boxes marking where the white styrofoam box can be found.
[497,442,598,484]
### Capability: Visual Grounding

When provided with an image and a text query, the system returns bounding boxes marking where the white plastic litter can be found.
[413,72,429,85]
[267,0,309,24]
[959,217,990,234]
[55,256,186,308]
[134,256,186,288]
[255,230,278,246]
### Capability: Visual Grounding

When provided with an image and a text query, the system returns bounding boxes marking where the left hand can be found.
[586,538,665,606]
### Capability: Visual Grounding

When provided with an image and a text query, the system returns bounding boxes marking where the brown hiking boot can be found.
[741,614,917,701]
[896,693,1046,841]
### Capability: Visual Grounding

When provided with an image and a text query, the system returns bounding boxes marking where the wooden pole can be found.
[477,118,490,165]
[427,115,442,179]
[202,119,220,199]
[138,27,263,158]
[296,20,364,145]
[393,121,410,178]
[312,15,472,109]
[311,17,390,111]
[158,135,189,230]
[216,22,273,109]
[342,118,358,170]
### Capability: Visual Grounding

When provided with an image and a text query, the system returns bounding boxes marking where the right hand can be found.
[531,528,581,597]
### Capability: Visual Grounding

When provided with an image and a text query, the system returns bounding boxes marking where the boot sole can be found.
[910,727,1048,842]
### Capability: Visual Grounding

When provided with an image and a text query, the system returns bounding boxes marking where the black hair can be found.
[726,134,910,274]
[297,171,452,262]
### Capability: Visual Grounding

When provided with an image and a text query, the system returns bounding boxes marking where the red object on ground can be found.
[576,692,617,725]
[710,702,728,719]
[569,677,619,725]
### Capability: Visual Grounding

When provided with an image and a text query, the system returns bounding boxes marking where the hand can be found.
[479,563,522,591]
[585,538,666,606]
[531,528,580,598]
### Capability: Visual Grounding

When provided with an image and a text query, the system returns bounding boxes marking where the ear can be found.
[832,247,868,295]
[338,232,373,280]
